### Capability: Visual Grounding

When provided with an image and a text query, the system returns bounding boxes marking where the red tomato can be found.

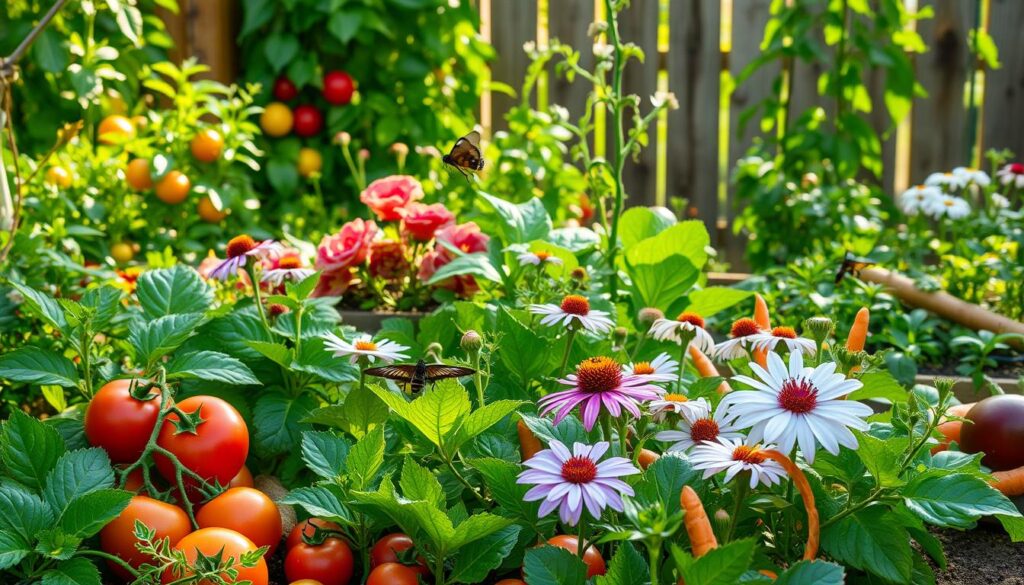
[229,464,255,488]
[274,76,299,101]
[165,527,268,585]
[196,487,283,555]
[495,580,528,585]
[101,496,190,580]
[367,563,420,585]
[370,533,429,574]
[322,71,354,105]
[547,535,606,577]
[154,396,249,488]
[284,538,354,585]
[292,105,323,137]
[286,518,343,550]
[85,379,161,463]
[960,394,1024,471]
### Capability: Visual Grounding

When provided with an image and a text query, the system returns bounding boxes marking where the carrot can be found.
[752,294,771,368]
[763,449,818,561]
[638,449,660,470]
[844,307,870,374]
[931,402,975,454]
[517,420,543,462]
[759,570,778,580]
[990,465,1024,496]
[688,346,733,395]
[680,485,718,557]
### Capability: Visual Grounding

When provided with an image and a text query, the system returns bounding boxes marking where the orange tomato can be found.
[155,170,191,204]
[191,129,224,163]
[196,487,283,556]
[261,102,293,137]
[98,115,135,145]
[164,527,268,585]
[297,148,323,178]
[198,196,228,223]
[101,496,190,580]
[110,242,135,264]
[126,158,153,190]
[229,464,255,488]
[45,166,73,188]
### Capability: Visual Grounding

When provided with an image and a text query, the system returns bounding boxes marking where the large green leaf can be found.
[0,348,79,387]
[58,489,132,538]
[903,471,1020,528]
[40,557,103,585]
[280,485,354,527]
[682,287,755,319]
[135,265,213,319]
[400,457,446,510]
[636,454,700,515]
[477,191,552,244]
[671,539,756,585]
[43,448,115,518]
[774,560,845,585]
[596,542,649,585]
[468,458,540,522]
[496,308,555,388]
[253,391,317,456]
[820,506,913,583]
[165,351,259,385]
[449,525,522,583]
[129,313,206,364]
[200,312,273,360]
[523,545,589,585]
[2,410,66,490]
[371,379,471,450]
[79,286,121,331]
[448,513,516,551]
[848,371,908,403]
[300,431,351,481]
[291,338,359,383]
[447,400,524,453]
[855,432,908,488]
[627,255,700,312]
[624,220,709,267]
[346,427,385,490]
[618,207,676,250]
[0,482,54,543]
[9,281,67,330]
[519,414,598,447]
[0,528,30,569]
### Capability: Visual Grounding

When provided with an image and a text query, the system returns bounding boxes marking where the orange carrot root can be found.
[931,403,975,454]
[688,346,733,395]
[680,485,718,557]
[753,294,771,368]
[517,420,542,462]
[990,466,1024,496]
[763,450,819,561]
[638,449,660,470]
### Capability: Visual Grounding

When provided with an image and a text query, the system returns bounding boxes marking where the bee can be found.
[363,359,475,394]
[442,131,484,181]
[834,251,876,284]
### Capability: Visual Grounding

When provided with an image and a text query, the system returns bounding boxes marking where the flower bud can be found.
[570,267,588,282]
[268,303,288,318]
[334,131,351,146]
[358,148,370,161]
[713,509,731,533]
[426,342,443,360]
[461,330,483,352]
[637,307,664,328]
[613,326,628,349]
[390,142,409,156]
[804,316,834,344]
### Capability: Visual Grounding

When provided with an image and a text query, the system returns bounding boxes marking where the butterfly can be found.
[834,251,876,284]
[363,359,476,394]
[442,131,484,181]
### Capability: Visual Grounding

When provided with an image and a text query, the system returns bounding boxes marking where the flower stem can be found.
[76,549,139,577]
[725,479,750,542]
[647,540,662,585]
[675,330,696,394]
[559,330,577,377]
[246,264,271,334]
[472,351,485,407]
[576,514,589,565]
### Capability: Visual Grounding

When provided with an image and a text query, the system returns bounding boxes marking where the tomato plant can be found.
[370,533,429,574]
[196,487,283,555]
[547,535,606,578]
[165,527,269,585]
[284,537,354,585]
[84,378,161,463]
[286,518,344,551]
[155,395,249,487]
[367,562,420,585]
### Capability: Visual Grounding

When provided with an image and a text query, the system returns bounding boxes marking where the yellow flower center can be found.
[355,340,378,351]
[632,362,655,375]
[663,393,688,403]
[732,445,767,464]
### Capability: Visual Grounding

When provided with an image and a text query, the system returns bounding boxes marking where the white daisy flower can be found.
[991,193,1010,209]
[750,326,817,356]
[322,333,410,365]
[530,295,614,335]
[262,255,315,287]
[655,400,744,453]
[925,171,966,190]
[953,166,991,187]
[689,437,788,488]
[518,250,564,266]
[721,351,872,463]
[897,185,942,215]
[649,394,709,422]
[622,352,678,383]
[713,318,765,361]
[648,312,715,354]
[997,163,1024,189]
[923,194,971,220]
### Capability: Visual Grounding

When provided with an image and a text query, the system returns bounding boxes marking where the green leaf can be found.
[113,5,143,45]
[280,484,354,526]
[203,312,274,360]
[998,514,1024,543]
[636,454,700,515]
[447,400,524,452]
[2,410,66,490]
[9,281,67,330]
[468,457,539,521]
[855,432,908,488]
[477,191,553,243]
[848,371,908,402]
[34,528,81,560]
[165,351,260,385]
[0,482,54,543]
[346,427,385,490]
[41,385,67,415]
[671,538,755,585]
[682,288,754,319]
[625,220,709,268]
[341,383,389,438]
[523,545,589,585]
[135,265,213,319]
[496,308,555,387]
[264,33,300,73]
[427,253,502,285]
[327,11,362,43]
[0,528,30,569]
[79,286,121,331]
[903,471,1020,528]
[43,448,115,517]
[58,489,132,538]
[596,542,649,585]
[627,255,700,313]
[774,560,845,585]
[449,525,522,583]
[448,513,516,551]
[820,506,913,583]
[401,457,445,510]
[40,557,103,585]
[33,28,68,73]
[0,348,79,387]
[301,431,350,481]
[253,391,317,456]
[291,338,359,383]
[246,341,293,368]
[520,413,595,448]
[129,313,206,364]
[370,379,471,450]
[619,207,676,250]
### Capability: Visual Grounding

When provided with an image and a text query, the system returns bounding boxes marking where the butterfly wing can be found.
[423,365,476,382]
[835,252,876,284]
[363,364,417,382]
[444,132,484,172]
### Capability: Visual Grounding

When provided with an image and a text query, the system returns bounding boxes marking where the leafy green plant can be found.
[951,329,1024,394]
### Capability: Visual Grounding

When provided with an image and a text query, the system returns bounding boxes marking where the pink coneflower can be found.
[648,312,715,354]
[517,440,639,525]
[750,326,816,356]
[530,295,614,335]
[648,393,708,422]
[539,357,662,431]
[713,318,765,360]
[997,163,1024,189]
[622,353,678,383]
[689,437,787,488]
[655,399,743,453]
[262,254,315,287]
[207,235,280,281]
[518,250,563,267]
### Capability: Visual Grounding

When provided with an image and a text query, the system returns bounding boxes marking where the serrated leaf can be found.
[301,431,350,480]
[135,265,213,318]
[371,379,471,449]
[253,391,317,456]
[40,556,103,585]
[775,560,845,585]
[58,489,132,538]
[1,410,66,490]
[672,539,755,585]
[401,457,445,510]
[596,542,649,585]
[280,485,354,527]
[447,399,524,452]
[523,545,589,585]
[291,338,359,383]
[821,506,913,583]
[339,383,389,438]
[469,457,539,520]
[165,351,260,385]
[636,454,700,515]
[449,525,522,583]
[246,341,293,367]
[855,432,908,488]
[201,312,273,360]
[0,348,79,387]
[79,286,121,331]
[903,471,1020,528]
[496,308,555,386]
[347,427,384,490]
[849,371,908,402]
[477,191,552,243]
[129,313,206,364]
[43,448,115,517]
[0,482,54,542]
[520,413,595,448]
[449,513,514,551]
[34,528,82,560]
[0,529,30,569]
[9,281,67,330]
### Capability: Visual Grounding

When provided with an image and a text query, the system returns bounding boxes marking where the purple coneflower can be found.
[621,353,678,383]
[530,295,614,335]
[539,357,662,431]
[517,440,639,525]
[750,326,816,356]
[713,318,764,360]
[207,235,280,281]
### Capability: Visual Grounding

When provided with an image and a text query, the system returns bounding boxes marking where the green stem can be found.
[675,330,696,394]
[246,264,271,334]
[820,488,885,529]
[434,553,445,585]
[472,351,485,407]
[647,539,662,585]
[76,549,138,578]
[725,479,750,542]
[445,455,487,506]
[294,305,304,356]
[599,413,615,447]
[576,515,589,570]
[603,0,626,299]
[559,329,577,377]
[359,367,367,395]
[80,333,94,398]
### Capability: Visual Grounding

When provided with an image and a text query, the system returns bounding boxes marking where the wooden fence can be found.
[163,0,1024,263]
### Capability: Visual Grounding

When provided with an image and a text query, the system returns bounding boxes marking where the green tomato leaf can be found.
[280,484,354,527]
[1,410,66,490]
[40,557,103,585]
[903,471,1021,528]
[165,351,260,385]
[477,191,553,244]
[129,313,206,364]
[0,348,79,387]
[449,525,522,583]
[43,448,115,518]
[596,542,649,585]
[855,432,908,488]
[401,456,446,510]
[135,265,213,319]
[523,545,589,585]
[253,391,317,456]
[370,379,471,450]
[671,538,755,585]
[346,427,385,490]
[820,506,913,583]
[57,489,132,538]
[300,430,351,481]
[9,281,67,330]
[775,560,845,585]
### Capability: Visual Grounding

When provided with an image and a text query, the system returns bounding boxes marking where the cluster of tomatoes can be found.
[259,70,355,179]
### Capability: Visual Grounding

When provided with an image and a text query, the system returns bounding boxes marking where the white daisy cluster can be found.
[898,166,999,220]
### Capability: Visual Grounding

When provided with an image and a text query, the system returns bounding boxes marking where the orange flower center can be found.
[771,326,797,339]
[944,199,955,207]
[778,378,818,413]
[561,455,598,484]
[632,362,655,375]
[355,340,379,351]
[278,256,302,269]
[535,251,551,261]
[732,445,767,464]
[663,393,688,403]
[689,418,719,443]
[730,318,762,338]
[674,312,705,328]
[560,295,591,316]
[226,235,257,259]
[575,357,622,394]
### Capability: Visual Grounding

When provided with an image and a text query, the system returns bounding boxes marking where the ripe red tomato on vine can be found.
[367,562,420,585]
[370,533,429,575]
[284,537,354,585]
[85,379,161,464]
[196,487,283,555]
[286,518,343,550]
[164,527,268,585]
[273,76,299,101]
[293,105,323,137]
[154,395,249,489]
[101,495,190,579]
[323,71,354,105]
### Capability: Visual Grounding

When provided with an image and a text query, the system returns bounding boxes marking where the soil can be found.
[933,526,1024,584]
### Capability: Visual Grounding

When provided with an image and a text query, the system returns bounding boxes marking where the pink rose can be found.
[316,218,378,270]
[368,240,409,280]
[401,202,455,242]
[436,222,489,255]
[360,175,423,221]
[312,268,355,298]
[417,222,489,298]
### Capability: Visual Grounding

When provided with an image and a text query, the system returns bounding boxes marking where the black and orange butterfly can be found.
[364,359,475,394]
[834,251,876,284]
[442,131,484,181]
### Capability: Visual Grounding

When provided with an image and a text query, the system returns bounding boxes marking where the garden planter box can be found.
[337,309,426,332]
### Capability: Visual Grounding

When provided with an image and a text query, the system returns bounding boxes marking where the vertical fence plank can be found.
[489,1,538,133]
[666,0,720,232]
[548,0,595,123]
[982,0,1024,159]
[910,0,972,182]
[618,0,661,206]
